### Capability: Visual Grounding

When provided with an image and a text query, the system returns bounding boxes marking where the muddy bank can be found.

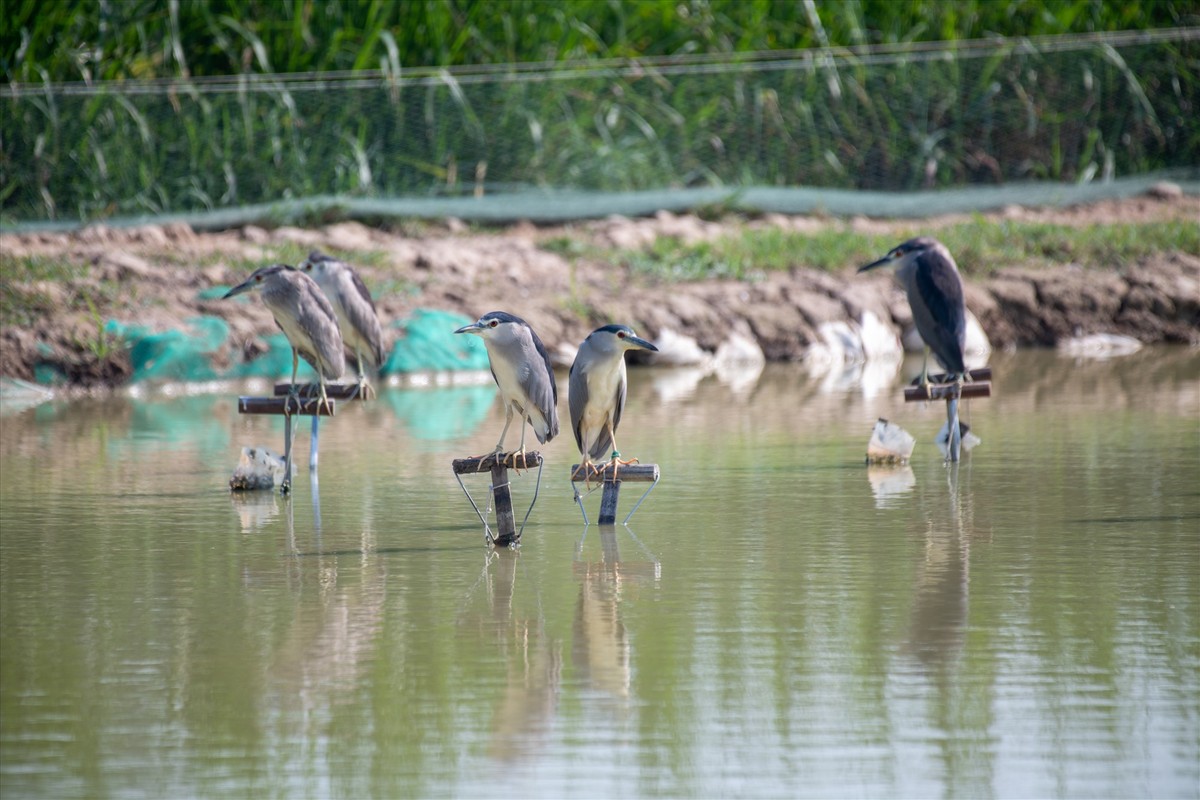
[1,195,1197,390]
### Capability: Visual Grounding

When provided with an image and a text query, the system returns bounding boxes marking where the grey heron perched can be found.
[300,250,385,400]
[224,264,345,414]
[454,311,559,464]
[859,236,967,386]
[569,324,658,481]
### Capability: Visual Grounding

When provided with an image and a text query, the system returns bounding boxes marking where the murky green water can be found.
[2,349,1198,799]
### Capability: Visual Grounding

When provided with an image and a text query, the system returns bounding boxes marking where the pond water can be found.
[2,348,1198,799]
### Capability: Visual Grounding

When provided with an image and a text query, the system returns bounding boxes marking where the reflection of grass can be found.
[569,219,1199,282]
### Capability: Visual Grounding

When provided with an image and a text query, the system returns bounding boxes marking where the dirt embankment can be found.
[1,194,1197,389]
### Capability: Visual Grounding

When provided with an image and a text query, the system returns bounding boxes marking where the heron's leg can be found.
[492,405,514,456]
[348,349,375,401]
[570,456,591,483]
[603,427,640,481]
[571,454,603,488]
[283,349,302,415]
[315,377,336,417]
[507,418,530,471]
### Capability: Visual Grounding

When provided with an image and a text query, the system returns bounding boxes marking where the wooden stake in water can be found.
[452,452,543,547]
[902,368,992,463]
[237,388,339,493]
[571,463,660,525]
[272,382,369,470]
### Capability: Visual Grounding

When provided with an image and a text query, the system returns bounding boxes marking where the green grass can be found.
[0,245,405,328]
[572,219,1200,282]
[4,1,1189,82]
[0,254,77,326]
[2,4,1195,227]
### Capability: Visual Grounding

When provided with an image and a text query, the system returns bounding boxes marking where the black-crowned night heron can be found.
[859,236,967,386]
[300,250,385,400]
[224,264,345,414]
[454,311,559,463]
[569,324,658,481]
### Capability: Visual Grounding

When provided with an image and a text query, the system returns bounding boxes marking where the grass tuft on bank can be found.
[551,218,1200,282]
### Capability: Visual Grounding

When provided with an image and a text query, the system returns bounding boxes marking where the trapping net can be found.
[2,29,1196,228]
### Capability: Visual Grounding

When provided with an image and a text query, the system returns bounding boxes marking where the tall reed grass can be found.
[3,1,1191,82]
[1,4,1196,225]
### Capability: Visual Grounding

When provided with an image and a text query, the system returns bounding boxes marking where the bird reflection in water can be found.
[572,526,661,707]
[455,550,562,761]
[265,479,387,713]
[905,464,975,670]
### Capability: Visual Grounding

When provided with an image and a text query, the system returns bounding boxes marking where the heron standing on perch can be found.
[569,324,658,482]
[454,311,559,465]
[859,236,967,386]
[224,264,345,415]
[300,250,385,400]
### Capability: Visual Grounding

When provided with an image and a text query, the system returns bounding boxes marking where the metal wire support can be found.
[621,470,661,526]
[453,452,545,547]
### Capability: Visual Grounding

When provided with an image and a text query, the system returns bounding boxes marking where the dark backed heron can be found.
[859,236,967,385]
[300,250,385,400]
[454,311,559,463]
[224,264,345,414]
[569,324,658,481]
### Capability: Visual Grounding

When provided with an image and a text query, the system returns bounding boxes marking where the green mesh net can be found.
[101,308,489,384]
[384,309,491,374]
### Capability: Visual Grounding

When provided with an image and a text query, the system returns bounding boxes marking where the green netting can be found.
[228,333,320,380]
[108,316,226,382]
[101,309,489,384]
[381,385,495,444]
[384,309,491,374]
[13,174,1189,233]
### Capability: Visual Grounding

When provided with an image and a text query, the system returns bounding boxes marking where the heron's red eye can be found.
[489,319,499,328]
[617,331,626,338]
[255,275,262,282]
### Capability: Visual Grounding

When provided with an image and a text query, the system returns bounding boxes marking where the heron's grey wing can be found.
[605,369,628,452]
[913,254,967,373]
[297,287,346,380]
[522,328,559,441]
[343,269,385,367]
[568,359,588,454]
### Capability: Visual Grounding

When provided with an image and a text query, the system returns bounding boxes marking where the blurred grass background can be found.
[3,1,1191,79]
[1,1,1197,226]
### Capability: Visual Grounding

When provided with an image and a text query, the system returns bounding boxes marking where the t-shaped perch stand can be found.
[452,452,544,547]
[571,462,661,525]
[236,382,366,493]
[902,367,992,462]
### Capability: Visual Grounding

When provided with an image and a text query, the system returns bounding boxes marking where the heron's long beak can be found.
[222,278,255,299]
[454,322,483,335]
[858,253,895,273]
[627,335,658,352]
